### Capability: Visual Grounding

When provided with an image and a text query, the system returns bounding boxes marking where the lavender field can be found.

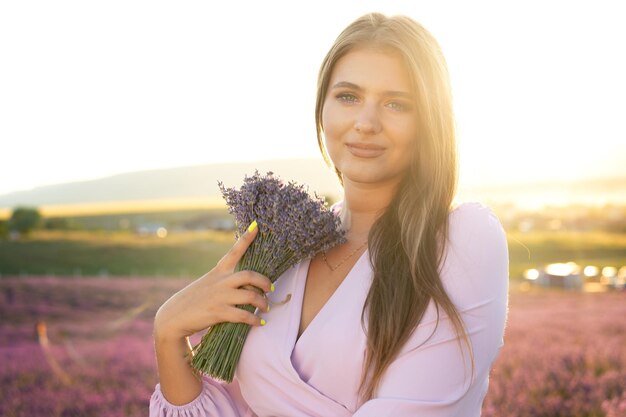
[0,276,624,417]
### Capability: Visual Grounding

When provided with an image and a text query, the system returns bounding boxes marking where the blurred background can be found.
[1,1,624,416]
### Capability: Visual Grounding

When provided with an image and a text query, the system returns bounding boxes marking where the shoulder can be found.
[449,200,500,223]
[441,200,509,300]
[447,200,506,248]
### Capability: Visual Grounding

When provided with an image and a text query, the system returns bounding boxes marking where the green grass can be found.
[1,228,625,280]
[0,229,235,278]
[506,230,626,279]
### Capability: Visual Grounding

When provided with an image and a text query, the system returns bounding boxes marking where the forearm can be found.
[153,329,203,406]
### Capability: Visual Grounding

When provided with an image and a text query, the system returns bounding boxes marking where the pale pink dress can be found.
[149,200,509,416]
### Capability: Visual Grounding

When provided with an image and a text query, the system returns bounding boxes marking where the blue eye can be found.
[336,93,358,103]
[387,102,408,112]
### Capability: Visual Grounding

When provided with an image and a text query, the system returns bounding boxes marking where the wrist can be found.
[153,323,187,344]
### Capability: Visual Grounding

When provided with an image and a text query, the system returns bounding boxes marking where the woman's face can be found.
[321,46,418,188]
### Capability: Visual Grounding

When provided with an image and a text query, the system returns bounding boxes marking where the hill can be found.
[1,158,625,218]
[0,158,343,217]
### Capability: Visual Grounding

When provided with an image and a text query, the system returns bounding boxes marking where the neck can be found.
[340,175,401,240]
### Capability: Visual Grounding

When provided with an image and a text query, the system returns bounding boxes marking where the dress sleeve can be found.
[149,374,258,417]
[352,202,510,417]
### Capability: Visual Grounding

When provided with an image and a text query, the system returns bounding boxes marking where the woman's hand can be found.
[154,221,273,341]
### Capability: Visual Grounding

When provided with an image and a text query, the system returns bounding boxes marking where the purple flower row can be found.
[0,279,624,416]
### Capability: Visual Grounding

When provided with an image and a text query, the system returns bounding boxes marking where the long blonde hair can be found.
[315,12,475,402]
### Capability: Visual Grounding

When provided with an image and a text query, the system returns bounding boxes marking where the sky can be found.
[1,0,625,196]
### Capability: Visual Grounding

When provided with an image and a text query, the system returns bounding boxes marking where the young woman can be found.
[150,12,509,417]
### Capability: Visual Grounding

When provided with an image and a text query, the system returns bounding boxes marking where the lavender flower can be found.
[189,170,346,382]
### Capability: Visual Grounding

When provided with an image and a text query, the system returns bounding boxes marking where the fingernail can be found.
[260,319,266,326]
[247,220,257,233]
[270,283,275,293]
[266,304,271,312]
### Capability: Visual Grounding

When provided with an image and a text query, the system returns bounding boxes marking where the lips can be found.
[345,142,386,158]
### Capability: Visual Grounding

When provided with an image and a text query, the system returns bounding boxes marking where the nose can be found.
[354,102,382,134]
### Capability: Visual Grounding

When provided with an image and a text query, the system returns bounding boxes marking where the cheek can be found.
[321,98,351,144]
[388,119,418,168]
[390,119,417,153]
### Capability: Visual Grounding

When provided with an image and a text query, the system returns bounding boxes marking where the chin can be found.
[340,168,392,185]
[330,151,408,183]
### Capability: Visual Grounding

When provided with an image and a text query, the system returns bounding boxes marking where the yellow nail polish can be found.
[247,220,257,233]
[260,319,266,326]
[270,283,275,292]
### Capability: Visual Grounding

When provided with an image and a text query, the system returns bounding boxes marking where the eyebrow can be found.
[330,81,414,99]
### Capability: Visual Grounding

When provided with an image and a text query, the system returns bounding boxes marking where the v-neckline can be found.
[291,248,369,351]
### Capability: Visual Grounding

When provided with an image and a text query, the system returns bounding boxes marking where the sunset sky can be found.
[1,0,624,196]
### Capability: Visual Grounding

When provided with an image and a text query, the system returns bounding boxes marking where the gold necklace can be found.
[321,240,368,272]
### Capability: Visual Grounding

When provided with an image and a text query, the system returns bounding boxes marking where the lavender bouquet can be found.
[189,170,346,382]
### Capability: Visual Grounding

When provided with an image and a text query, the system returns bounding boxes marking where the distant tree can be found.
[44,217,70,230]
[0,219,8,239]
[9,206,42,235]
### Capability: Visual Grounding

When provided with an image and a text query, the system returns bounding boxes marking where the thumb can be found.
[217,220,259,272]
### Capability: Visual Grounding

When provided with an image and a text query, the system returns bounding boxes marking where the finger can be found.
[227,287,270,313]
[225,305,266,327]
[217,220,259,272]
[228,270,274,294]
